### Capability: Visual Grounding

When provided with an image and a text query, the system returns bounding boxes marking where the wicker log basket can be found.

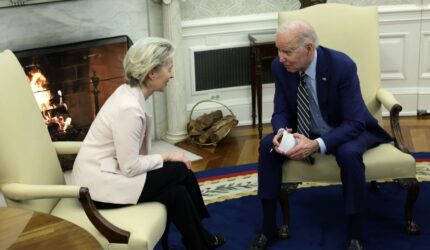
[187,99,238,146]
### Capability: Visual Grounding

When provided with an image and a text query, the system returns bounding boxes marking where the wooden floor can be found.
[176,116,430,172]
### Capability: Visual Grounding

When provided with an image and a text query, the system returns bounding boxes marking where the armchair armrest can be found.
[376,88,399,111]
[376,88,409,153]
[1,183,130,244]
[1,183,80,200]
[52,141,82,155]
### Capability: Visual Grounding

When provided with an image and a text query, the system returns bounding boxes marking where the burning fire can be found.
[27,67,72,133]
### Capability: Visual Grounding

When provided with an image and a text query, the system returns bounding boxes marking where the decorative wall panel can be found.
[380,33,407,80]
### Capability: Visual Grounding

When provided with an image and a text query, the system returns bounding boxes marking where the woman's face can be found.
[148,57,174,92]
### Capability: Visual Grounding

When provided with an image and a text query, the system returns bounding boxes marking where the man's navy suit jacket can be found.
[271,45,392,154]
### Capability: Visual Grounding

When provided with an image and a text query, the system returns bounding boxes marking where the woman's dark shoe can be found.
[209,233,227,249]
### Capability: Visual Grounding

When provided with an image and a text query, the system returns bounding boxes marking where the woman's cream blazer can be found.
[71,84,163,204]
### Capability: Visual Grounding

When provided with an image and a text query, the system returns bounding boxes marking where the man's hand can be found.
[284,133,319,160]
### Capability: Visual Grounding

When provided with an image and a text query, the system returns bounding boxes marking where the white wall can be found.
[0,0,150,52]
[179,0,422,20]
[180,4,430,126]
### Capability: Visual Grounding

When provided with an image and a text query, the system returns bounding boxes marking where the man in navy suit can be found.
[248,20,392,250]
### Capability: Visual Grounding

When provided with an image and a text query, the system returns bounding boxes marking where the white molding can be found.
[378,4,424,23]
[379,32,407,80]
[416,86,430,94]
[182,12,278,38]
[182,12,277,28]
[385,87,419,94]
[422,4,430,21]
[421,31,430,79]
[186,97,250,111]
[182,5,428,37]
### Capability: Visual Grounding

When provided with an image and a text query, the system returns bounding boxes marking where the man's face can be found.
[275,31,313,73]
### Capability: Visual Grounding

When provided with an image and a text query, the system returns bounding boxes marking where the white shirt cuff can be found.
[315,138,326,154]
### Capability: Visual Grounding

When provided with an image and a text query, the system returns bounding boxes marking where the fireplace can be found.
[14,35,132,141]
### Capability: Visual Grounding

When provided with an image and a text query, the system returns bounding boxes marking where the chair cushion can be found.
[282,143,416,183]
[51,198,166,250]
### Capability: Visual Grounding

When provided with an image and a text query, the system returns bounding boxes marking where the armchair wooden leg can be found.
[278,183,299,240]
[397,178,421,235]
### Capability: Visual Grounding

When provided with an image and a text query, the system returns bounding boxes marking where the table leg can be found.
[250,46,257,126]
[255,49,263,139]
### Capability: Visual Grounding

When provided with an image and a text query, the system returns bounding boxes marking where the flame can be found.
[29,69,52,111]
[27,67,72,133]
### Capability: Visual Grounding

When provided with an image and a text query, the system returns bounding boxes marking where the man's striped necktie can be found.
[297,72,314,164]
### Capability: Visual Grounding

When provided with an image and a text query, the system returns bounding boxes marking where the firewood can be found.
[193,110,223,131]
[187,120,202,136]
[209,119,238,143]
[187,104,238,144]
[198,133,210,144]
[208,115,236,131]
[198,115,238,143]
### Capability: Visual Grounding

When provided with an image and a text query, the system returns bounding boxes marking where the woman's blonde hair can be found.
[123,37,175,87]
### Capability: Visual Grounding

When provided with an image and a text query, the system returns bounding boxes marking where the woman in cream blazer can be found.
[72,37,226,250]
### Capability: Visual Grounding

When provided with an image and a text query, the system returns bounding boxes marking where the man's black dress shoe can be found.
[248,234,268,250]
[406,220,421,235]
[347,239,364,250]
[278,225,290,240]
[209,233,227,249]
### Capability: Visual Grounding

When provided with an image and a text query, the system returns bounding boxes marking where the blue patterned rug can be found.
[155,153,430,250]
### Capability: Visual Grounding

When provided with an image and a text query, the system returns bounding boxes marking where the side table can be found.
[0,207,102,250]
[248,32,277,138]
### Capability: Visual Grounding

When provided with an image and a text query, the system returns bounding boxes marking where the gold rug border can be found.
[201,161,430,204]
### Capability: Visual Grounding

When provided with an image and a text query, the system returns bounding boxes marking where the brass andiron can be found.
[91,71,100,115]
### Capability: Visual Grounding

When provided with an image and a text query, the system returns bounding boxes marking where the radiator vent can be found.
[194,46,274,91]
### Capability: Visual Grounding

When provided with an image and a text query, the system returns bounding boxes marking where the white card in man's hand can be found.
[279,131,297,153]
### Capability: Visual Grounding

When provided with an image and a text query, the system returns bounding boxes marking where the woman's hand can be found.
[161,152,192,169]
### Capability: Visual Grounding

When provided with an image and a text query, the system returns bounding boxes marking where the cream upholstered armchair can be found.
[278,3,420,236]
[0,49,167,249]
